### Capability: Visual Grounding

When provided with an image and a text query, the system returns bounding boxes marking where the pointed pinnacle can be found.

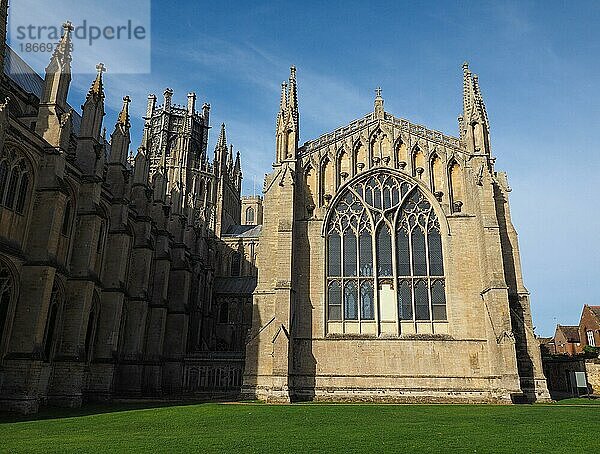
[87,62,106,99]
[279,81,288,111]
[117,95,131,128]
[50,20,74,68]
[216,123,227,149]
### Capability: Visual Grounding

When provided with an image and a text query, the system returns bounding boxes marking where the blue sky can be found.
[13,1,600,336]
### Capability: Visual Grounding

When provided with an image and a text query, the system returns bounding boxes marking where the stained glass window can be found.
[326,171,446,326]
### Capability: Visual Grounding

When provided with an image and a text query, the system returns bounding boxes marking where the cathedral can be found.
[241,67,550,403]
[0,2,549,414]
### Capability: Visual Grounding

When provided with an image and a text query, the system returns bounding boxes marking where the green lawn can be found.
[1,401,599,453]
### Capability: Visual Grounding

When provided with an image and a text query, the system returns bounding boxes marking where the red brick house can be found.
[579,305,600,349]
[554,325,581,355]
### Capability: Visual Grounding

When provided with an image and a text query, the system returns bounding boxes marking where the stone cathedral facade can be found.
[0,4,551,413]
[0,5,258,413]
[241,65,550,404]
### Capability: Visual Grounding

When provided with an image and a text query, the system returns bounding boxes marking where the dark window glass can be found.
[396,228,410,276]
[343,232,357,277]
[398,279,412,320]
[373,187,381,209]
[428,230,444,276]
[412,228,427,276]
[360,281,374,320]
[391,186,399,206]
[383,187,391,209]
[219,302,229,323]
[365,187,373,206]
[328,281,342,320]
[231,252,241,277]
[15,174,29,214]
[414,280,430,320]
[376,225,392,276]
[359,231,373,276]
[4,168,19,209]
[344,281,358,320]
[62,201,72,236]
[328,233,341,276]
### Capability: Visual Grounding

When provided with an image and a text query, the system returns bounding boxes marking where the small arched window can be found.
[325,171,446,331]
[246,206,255,224]
[231,252,241,277]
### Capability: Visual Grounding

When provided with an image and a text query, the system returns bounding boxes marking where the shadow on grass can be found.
[0,393,245,424]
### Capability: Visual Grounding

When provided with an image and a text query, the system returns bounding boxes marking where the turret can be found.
[187,92,196,116]
[163,88,173,113]
[275,66,300,164]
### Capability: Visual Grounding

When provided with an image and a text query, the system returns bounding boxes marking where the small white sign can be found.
[575,371,587,388]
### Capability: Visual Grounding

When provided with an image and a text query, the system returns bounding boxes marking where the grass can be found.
[0,401,599,453]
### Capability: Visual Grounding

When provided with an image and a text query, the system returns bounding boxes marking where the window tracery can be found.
[0,147,32,215]
[325,171,446,328]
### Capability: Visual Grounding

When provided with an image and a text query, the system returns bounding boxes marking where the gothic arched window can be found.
[246,206,255,224]
[231,252,241,277]
[325,171,446,330]
[0,153,31,214]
